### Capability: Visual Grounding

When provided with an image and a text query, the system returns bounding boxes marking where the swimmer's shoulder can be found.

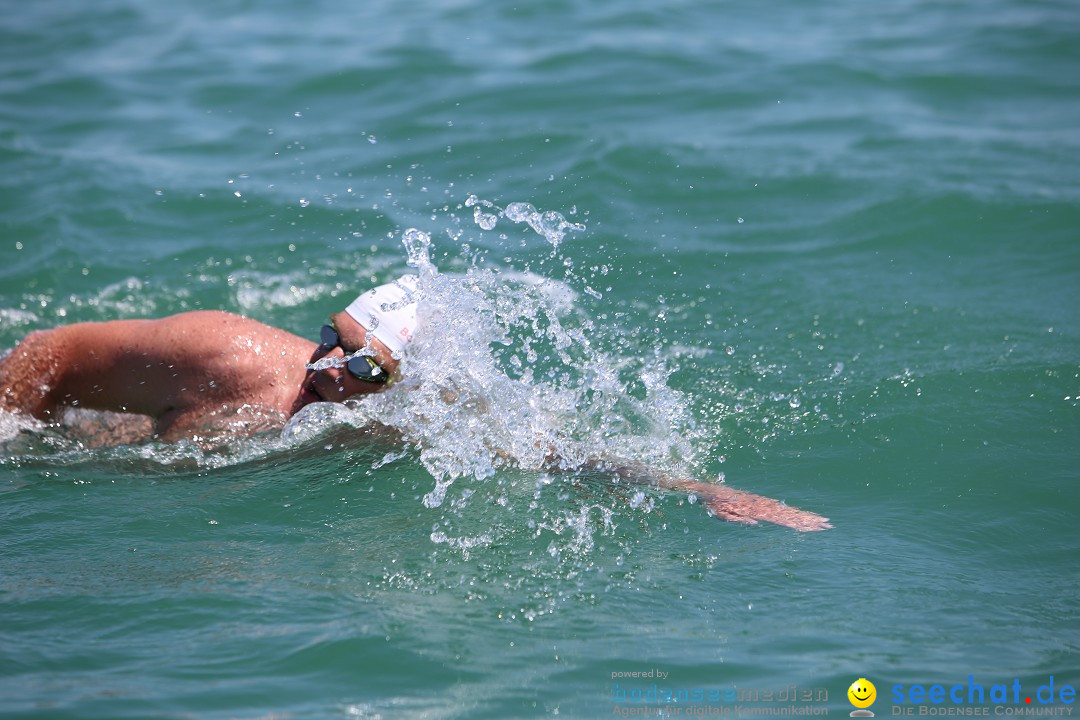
[147,310,315,359]
[148,311,316,422]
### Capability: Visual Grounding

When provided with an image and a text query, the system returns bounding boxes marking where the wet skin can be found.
[0,309,397,440]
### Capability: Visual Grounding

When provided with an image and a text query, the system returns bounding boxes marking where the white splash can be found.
[466,196,585,249]
[322,225,699,509]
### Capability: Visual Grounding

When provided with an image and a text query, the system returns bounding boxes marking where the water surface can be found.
[1,0,1078,717]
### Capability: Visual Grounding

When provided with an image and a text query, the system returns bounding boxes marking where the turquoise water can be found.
[2,0,1079,718]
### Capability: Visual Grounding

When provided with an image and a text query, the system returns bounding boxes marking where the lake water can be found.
[1,0,1078,718]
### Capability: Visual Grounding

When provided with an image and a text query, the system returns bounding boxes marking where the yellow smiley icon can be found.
[848,678,877,709]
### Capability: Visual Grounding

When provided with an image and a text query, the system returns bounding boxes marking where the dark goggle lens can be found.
[345,354,387,383]
[317,324,388,384]
[319,324,340,348]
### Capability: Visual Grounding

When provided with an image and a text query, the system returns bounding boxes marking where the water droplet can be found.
[402,228,432,269]
[473,206,498,230]
[504,201,535,223]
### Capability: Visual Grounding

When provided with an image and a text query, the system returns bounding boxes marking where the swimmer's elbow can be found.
[0,329,67,420]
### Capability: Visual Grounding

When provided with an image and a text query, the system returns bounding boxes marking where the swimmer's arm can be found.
[1,327,76,419]
[576,455,832,532]
[0,316,246,424]
[428,400,831,531]
[1,320,167,421]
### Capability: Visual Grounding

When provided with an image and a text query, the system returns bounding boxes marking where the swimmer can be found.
[0,275,830,531]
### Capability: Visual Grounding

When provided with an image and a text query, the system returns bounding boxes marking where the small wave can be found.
[0,408,45,446]
[0,309,40,330]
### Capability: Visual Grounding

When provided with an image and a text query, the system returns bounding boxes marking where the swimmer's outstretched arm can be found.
[574,455,832,532]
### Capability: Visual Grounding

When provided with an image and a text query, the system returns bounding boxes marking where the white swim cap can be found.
[343,274,420,354]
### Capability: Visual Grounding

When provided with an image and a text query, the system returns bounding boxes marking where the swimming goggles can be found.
[315,324,390,384]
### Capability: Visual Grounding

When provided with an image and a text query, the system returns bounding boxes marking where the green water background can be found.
[1,0,1078,717]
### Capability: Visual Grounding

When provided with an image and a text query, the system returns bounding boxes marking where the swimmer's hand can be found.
[671,479,832,532]
[576,456,832,532]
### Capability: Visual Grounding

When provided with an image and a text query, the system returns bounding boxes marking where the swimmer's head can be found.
[297,275,420,407]
[343,274,420,355]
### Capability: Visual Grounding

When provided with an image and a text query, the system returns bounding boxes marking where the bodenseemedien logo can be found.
[849,678,877,717]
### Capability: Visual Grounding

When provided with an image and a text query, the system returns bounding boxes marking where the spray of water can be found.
[284,201,699,511]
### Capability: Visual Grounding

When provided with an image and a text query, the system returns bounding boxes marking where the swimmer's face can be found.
[300,312,401,405]
[848,679,876,709]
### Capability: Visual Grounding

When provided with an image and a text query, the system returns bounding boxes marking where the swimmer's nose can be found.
[315,356,347,383]
[306,347,347,382]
